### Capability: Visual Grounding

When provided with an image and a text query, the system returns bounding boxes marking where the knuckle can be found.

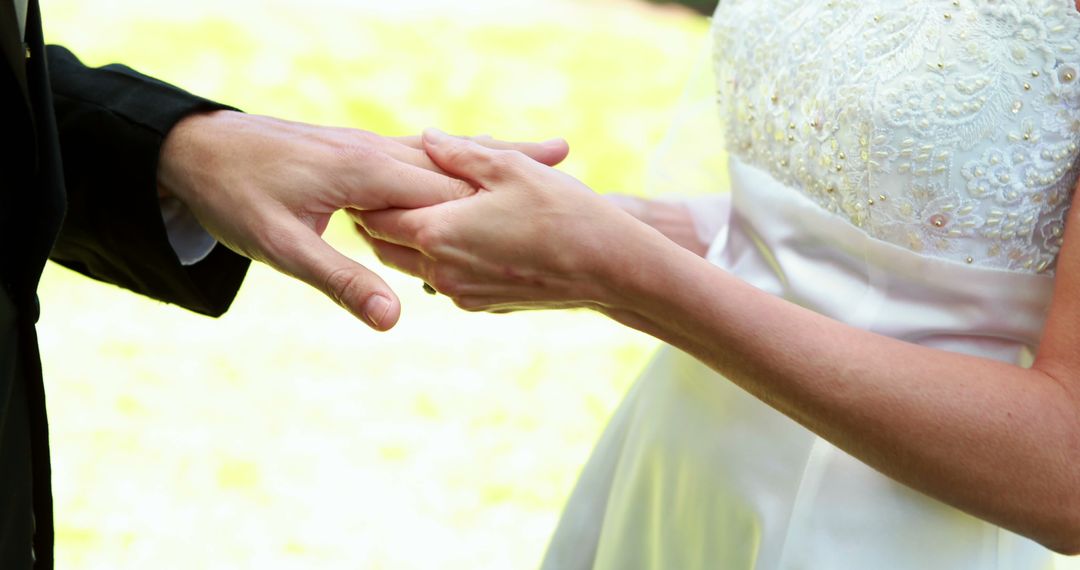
[323,266,364,306]
[336,141,385,167]
[354,129,382,145]
[414,224,444,251]
[445,142,477,165]
[488,151,513,170]
[446,177,476,200]
[460,141,488,159]
[505,149,529,164]
[488,150,525,174]
[254,221,298,264]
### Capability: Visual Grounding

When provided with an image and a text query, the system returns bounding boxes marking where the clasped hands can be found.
[159,111,691,331]
[355,127,654,318]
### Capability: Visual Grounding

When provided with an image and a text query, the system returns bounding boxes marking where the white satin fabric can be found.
[540,0,1079,566]
[541,157,1057,570]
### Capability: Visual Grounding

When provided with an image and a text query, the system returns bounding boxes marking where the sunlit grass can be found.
[37,0,702,568]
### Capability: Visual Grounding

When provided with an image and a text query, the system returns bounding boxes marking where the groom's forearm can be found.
[46,45,250,316]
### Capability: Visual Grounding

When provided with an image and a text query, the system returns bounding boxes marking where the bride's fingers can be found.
[391,134,443,148]
[356,208,431,249]
[376,139,449,176]
[362,231,495,298]
[352,217,377,244]
[453,295,522,312]
[392,133,569,167]
[352,214,429,276]
[452,297,582,313]
[368,237,429,278]
[422,128,533,187]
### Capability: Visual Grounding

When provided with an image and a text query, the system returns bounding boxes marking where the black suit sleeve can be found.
[43,45,250,317]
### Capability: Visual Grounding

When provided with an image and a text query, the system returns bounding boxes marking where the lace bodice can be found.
[713,0,1080,274]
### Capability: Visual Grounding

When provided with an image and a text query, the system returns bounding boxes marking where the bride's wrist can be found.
[587,214,689,314]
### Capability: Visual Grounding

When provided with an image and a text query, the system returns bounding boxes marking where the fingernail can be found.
[541,137,565,147]
[423,127,448,145]
[362,294,392,328]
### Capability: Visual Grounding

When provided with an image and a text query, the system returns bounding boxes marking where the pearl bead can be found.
[709,0,1080,276]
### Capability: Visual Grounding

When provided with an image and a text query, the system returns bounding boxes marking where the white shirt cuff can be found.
[160,196,217,266]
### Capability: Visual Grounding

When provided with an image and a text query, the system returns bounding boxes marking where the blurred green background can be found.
[37,0,702,568]
[33,0,1080,568]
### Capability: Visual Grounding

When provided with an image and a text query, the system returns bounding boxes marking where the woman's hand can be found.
[355,128,660,313]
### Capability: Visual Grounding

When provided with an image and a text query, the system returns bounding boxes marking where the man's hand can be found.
[156,111,569,330]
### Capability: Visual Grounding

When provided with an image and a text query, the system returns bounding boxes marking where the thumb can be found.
[268,219,401,330]
[422,127,518,187]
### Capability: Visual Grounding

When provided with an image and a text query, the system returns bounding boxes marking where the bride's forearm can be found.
[357,130,1080,550]
[597,228,1080,554]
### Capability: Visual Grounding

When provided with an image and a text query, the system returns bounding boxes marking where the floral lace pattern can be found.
[713,0,1080,273]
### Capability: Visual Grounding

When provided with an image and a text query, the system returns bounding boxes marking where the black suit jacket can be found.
[1,1,251,567]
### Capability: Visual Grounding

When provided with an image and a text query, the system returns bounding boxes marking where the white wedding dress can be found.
[541,1,1080,569]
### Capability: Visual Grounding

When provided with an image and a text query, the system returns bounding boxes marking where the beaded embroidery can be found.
[713,0,1080,273]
